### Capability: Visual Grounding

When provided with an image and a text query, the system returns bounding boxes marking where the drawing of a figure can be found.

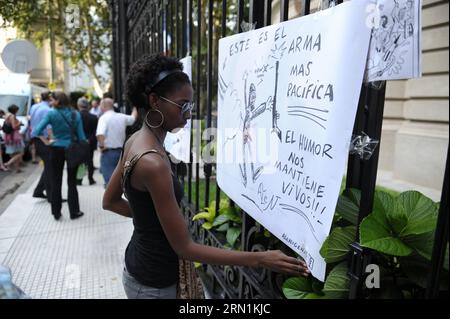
[239,71,273,187]
[367,0,416,79]
[399,0,414,38]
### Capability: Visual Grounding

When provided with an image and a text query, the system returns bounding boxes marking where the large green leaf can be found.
[221,207,242,223]
[322,262,350,299]
[405,234,449,272]
[397,191,437,236]
[398,191,437,222]
[387,201,409,235]
[215,223,230,233]
[335,188,360,225]
[320,226,356,263]
[303,293,325,299]
[219,198,229,210]
[407,239,449,272]
[282,277,324,299]
[282,277,312,299]
[212,214,231,227]
[226,227,241,247]
[193,207,215,223]
[403,231,435,260]
[361,190,439,257]
[360,214,413,256]
[311,279,324,295]
[400,217,438,237]
[372,191,396,227]
[201,222,213,230]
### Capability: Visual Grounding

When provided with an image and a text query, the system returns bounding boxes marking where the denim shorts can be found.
[122,267,177,299]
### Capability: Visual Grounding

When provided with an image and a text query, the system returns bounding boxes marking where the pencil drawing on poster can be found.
[367,0,416,79]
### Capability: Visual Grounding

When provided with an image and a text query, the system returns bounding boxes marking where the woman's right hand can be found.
[259,250,310,277]
[40,137,54,146]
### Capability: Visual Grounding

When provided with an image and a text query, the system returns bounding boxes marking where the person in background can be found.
[89,97,102,118]
[3,105,25,173]
[34,91,86,221]
[77,97,98,185]
[102,92,120,113]
[0,147,6,171]
[30,91,53,200]
[30,138,38,164]
[103,92,113,99]
[96,98,137,186]
[26,98,38,164]
[0,110,8,172]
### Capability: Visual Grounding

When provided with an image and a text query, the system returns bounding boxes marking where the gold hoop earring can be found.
[145,109,164,129]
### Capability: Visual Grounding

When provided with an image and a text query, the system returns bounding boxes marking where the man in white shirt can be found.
[96,98,137,186]
[89,97,102,117]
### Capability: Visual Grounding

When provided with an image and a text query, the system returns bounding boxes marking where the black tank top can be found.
[121,149,184,288]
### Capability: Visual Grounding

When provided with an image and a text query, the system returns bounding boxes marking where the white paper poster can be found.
[165,56,192,163]
[217,0,373,281]
[366,0,422,81]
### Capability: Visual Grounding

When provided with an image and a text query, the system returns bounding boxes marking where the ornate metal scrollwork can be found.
[241,275,264,299]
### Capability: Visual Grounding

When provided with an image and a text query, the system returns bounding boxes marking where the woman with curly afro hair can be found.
[103,54,309,299]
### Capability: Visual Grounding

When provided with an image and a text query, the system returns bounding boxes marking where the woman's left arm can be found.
[102,156,133,218]
[12,116,21,129]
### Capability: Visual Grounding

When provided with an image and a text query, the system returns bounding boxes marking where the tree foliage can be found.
[0,0,111,95]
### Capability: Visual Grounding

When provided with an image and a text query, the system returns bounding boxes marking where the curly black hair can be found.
[126,54,191,111]
[7,104,20,114]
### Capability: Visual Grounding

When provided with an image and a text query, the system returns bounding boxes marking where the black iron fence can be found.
[110,0,449,299]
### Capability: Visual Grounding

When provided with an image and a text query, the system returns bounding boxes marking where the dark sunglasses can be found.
[159,96,194,114]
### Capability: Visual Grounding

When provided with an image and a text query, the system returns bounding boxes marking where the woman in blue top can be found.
[34,91,87,221]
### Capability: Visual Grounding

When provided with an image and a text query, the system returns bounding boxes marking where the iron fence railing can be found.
[110,0,449,299]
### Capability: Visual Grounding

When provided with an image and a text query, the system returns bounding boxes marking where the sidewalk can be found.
[0,156,133,299]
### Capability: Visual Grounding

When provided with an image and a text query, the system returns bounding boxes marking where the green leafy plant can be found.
[320,226,356,264]
[283,262,350,299]
[360,191,438,256]
[358,190,448,297]
[192,200,217,230]
[193,198,243,248]
[283,188,448,299]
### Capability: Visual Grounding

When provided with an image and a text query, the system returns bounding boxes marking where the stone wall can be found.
[380,0,449,191]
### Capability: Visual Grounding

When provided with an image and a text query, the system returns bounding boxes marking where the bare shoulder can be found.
[129,150,171,192]
[133,151,170,179]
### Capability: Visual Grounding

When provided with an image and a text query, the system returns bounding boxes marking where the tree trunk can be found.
[85,61,104,97]
[82,8,104,97]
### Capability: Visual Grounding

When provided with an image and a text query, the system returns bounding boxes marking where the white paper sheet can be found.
[217,0,373,281]
[366,0,422,81]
